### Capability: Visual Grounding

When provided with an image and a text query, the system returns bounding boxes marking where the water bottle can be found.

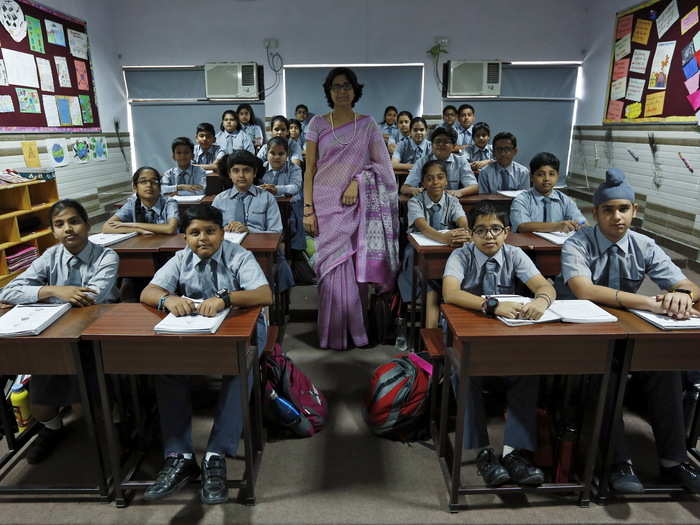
[269,389,301,426]
[394,317,408,352]
[10,383,33,433]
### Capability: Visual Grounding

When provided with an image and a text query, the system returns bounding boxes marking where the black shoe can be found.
[201,455,228,505]
[501,449,544,486]
[609,462,644,493]
[476,448,511,487]
[26,425,65,464]
[144,455,200,501]
[660,462,700,493]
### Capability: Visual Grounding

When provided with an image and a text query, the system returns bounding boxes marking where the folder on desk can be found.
[0,303,71,337]
[171,195,204,203]
[497,190,526,198]
[154,307,230,334]
[89,232,138,246]
[629,309,700,330]
[495,297,617,326]
[532,231,576,245]
[224,232,247,244]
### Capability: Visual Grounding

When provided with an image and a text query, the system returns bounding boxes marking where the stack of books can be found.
[89,232,138,246]
[0,303,72,337]
[154,299,230,334]
[6,244,39,273]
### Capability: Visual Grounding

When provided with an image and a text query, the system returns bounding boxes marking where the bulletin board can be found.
[0,0,100,132]
[604,0,699,124]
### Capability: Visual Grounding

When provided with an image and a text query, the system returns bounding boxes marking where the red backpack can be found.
[261,343,327,438]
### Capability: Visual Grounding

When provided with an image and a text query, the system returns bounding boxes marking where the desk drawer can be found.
[631,339,700,371]
[0,342,75,374]
[117,253,158,278]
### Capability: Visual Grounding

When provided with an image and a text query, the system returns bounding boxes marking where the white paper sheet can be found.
[497,190,526,198]
[626,78,645,102]
[224,232,247,244]
[0,59,7,86]
[614,33,631,62]
[1,48,38,88]
[656,0,679,38]
[0,303,71,337]
[69,97,83,126]
[171,195,203,203]
[89,232,138,246]
[54,56,71,88]
[44,137,69,167]
[0,94,14,112]
[409,231,449,247]
[36,57,54,92]
[67,28,88,59]
[629,49,651,74]
[154,307,230,334]
[44,19,65,46]
[0,0,27,42]
[610,77,627,100]
[42,95,60,127]
[630,309,700,330]
[532,231,575,245]
[549,300,617,323]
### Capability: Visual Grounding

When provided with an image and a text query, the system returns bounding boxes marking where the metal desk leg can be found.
[409,263,418,350]
[238,341,256,505]
[448,343,468,511]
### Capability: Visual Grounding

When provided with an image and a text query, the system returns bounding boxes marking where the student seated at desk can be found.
[140,204,272,505]
[379,105,400,144]
[391,116,431,171]
[556,168,700,493]
[295,104,313,138]
[477,132,530,194]
[216,109,254,154]
[397,160,469,327]
[103,167,179,235]
[256,115,303,167]
[464,121,494,177]
[442,104,458,132]
[237,103,264,150]
[0,199,119,464]
[454,103,476,154]
[289,118,305,153]
[442,202,555,487]
[387,110,413,155]
[509,152,586,233]
[162,137,206,196]
[192,122,225,172]
[400,127,478,198]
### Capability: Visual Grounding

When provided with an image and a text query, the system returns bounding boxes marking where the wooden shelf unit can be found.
[0,180,58,287]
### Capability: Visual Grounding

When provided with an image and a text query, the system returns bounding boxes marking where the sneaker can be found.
[609,462,644,493]
[144,455,200,501]
[26,425,65,464]
[476,448,511,487]
[501,449,544,486]
[660,462,700,493]
[201,455,228,505]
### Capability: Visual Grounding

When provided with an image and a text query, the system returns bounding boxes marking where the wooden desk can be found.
[175,194,214,214]
[459,193,514,213]
[82,303,264,507]
[0,306,110,498]
[111,234,173,278]
[438,304,624,511]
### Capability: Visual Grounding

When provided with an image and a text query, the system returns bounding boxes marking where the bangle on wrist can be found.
[615,289,623,307]
[535,293,552,308]
[304,203,314,208]
[157,293,170,311]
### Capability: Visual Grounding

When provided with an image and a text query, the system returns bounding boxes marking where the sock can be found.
[660,458,681,468]
[41,414,62,431]
[502,445,514,457]
[205,451,222,462]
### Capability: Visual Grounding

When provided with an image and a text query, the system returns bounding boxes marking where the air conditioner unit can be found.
[205,62,260,99]
[443,61,502,97]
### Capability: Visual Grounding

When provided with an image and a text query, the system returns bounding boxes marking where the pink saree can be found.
[305,115,399,350]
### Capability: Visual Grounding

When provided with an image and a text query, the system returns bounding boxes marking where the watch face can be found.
[487,298,499,309]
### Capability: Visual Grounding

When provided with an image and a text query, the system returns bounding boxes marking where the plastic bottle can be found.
[394,317,408,352]
[10,383,33,433]
[269,389,301,426]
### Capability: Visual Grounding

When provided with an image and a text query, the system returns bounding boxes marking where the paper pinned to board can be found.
[42,95,59,127]
[25,15,44,53]
[0,94,14,113]
[44,137,69,167]
[649,41,676,90]
[67,28,88,60]
[616,14,633,39]
[21,141,40,168]
[606,100,624,121]
[656,0,680,38]
[614,33,632,62]
[0,59,6,85]
[44,19,65,46]
[626,78,645,102]
[2,48,38,88]
[632,18,652,45]
[36,57,54,92]
[610,77,627,100]
[625,102,642,119]
[612,58,630,80]
[15,87,40,113]
[629,49,651,74]
[54,56,71,88]
[0,0,27,43]
[683,7,699,34]
[685,72,700,94]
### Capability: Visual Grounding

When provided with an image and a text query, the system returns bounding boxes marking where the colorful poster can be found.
[90,136,107,161]
[687,90,700,111]
[54,56,70,87]
[610,77,627,100]
[644,91,666,116]
[616,14,633,39]
[21,141,41,168]
[68,96,82,125]
[684,58,699,80]
[630,49,651,74]
[0,0,27,42]
[74,60,89,90]
[0,60,6,85]
[66,28,88,60]
[625,102,642,119]
[682,42,696,65]
[632,19,652,45]
[612,58,630,80]
[614,33,631,62]
[78,94,93,123]
[682,7,699,34]
[606,100,624,121]
[649,41,676,90]
[25,15,44,53]
[42,94,59,126]
[0,94,14,112]
[694,33,700,54]
[15,87,40,113]
[71,137,90,163]
[55,95,72,125]
[44,19,65,46]
[656,0,679,38]
[2,48,38,88]
[685,71,700,94]
[626,78,645,102]
[44,138,69,167]
[36,57,54,92]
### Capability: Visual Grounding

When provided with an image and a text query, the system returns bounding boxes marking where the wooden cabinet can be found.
[0,180,58,288]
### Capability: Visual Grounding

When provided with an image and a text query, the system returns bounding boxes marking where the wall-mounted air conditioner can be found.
[204,62,260,99]
[443,60,502,97]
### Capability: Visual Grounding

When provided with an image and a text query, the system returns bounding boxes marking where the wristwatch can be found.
[672,288,695,301]
[216,288,231,308]
[482,297,499,318]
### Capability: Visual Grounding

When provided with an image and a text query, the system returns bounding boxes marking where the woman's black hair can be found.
[421,159,448,181]
[219,109,239,132]
[237,103,257,125]
[322,67,363,108]
[468,202,509,229]
[50,199,89,227]
[196,122,216,136]
[472,121,490,137]
[270,115,290,134]
[381,105,398,124]
[410,116,428,131]
[267,136,289,153]
[529,152,560,174]
[429,126,458,144]
[181,204,223,233]
[131,166,162,223]
[215,150,264,189]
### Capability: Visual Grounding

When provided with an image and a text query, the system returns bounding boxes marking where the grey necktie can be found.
[66,256,82,286]
[429,203,442,229]
[481,259,499,296]
[144,207,156,223]
[543,197,551,222]
[500,167,510,190]
[197,259,217,298]
[233,193,249,223]
[607,245,623,290]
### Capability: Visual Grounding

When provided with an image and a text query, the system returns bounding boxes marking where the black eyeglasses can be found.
[472,226,506,237]
[137,179,160,186]
[330,83,353,92]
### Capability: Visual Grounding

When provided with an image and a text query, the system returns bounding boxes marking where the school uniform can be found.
[397,192,465,302]
[149,240,268,457]
[114,194,179,224]
[557,225,688,464]
[443,243,541,450]
[405,153,477,190]
[215,129,254,154]
[241,123,263,146]
[387,133,410,147]
[193,143,225,166]
[380,122,400,143]
[509,188,585,232]
[478,161,530,194]
[391,138,432,165]
[289,137,304,156]
[161,165,207,196]
[455,124,473,151]
[256,140,303,163]
[0,242,119,405]
[464,143,493,164]
[261,163,304,251]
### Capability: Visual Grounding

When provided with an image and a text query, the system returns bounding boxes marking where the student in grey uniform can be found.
[215,110,254,154]
[140,204,272,505]
[556,168,700,493]
[289,118,305,153]
[294,104,314,143]
[193,122,225,171]
[397,160,469,327]
[442,202,555,487]
[237,103,264,149]
[256,116,302,167]
[162,137,207,196]
[213,150,294,293]
[103,166,179,235]
[379,105,400,143]
[391,116,431,171]
[442,105,458,132]
[510,152,586,233]
[478,132,530,194]
[387,110,413,155]
[464,121,494,177]
[454,103,476,154]
[0,199,119,464]
[401,127,478,198]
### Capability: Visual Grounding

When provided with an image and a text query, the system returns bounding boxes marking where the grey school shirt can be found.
[193,143,225,165]
[392,138,432,164]
[406,192,465,232]
[478,161,530,194]
[0,242,119,304]
[556,226,686,298]
[115,194,179,224]
[509,188,585,232]
[443,243,540,296]
[162,165,207,195]
[216,130,254,154]
[261,163,303,201]
[212,185,283,233]
[151,240,268,299]
[405,153,477,189]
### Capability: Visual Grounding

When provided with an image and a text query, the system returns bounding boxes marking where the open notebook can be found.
[493,296,618,326]
[532,231,576,245]
[497,190,526,198]
[170,195,203,203]
[409,231,450,247]
[89,232,138,246]
[0,303,72,337]
[629,309,700,330]
[154,298,230,334]
[224,232,247,244]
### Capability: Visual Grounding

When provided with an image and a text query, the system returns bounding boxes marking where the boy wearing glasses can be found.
[477,132,530,194]
[401,127,478,198]
[442,203,555,487]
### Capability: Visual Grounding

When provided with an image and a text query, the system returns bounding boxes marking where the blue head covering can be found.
[593,168,635,205]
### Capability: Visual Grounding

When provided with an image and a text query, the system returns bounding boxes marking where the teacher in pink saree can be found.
[303,67,400,350]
